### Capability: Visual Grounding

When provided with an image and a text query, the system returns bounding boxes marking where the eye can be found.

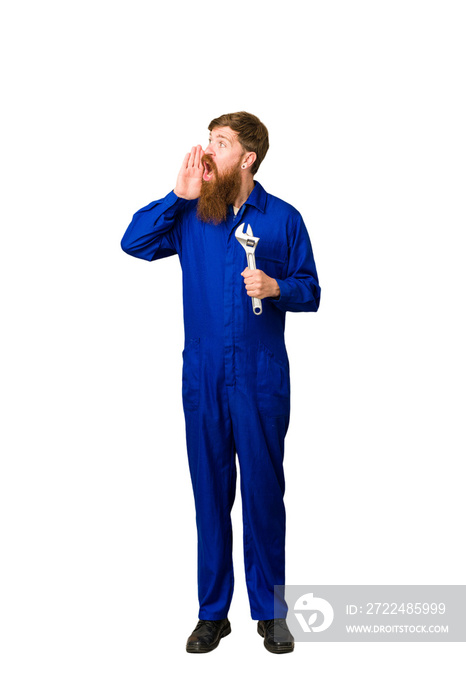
[219,142,226,148]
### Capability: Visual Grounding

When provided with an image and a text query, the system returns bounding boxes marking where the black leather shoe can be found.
[258,618,294,653]
[186,618,231,653]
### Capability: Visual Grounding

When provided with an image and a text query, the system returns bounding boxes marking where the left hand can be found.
[241,268,280,300]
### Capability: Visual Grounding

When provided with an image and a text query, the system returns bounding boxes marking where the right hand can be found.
[174,145,205,200]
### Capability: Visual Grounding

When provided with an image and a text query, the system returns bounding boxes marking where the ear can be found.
[241,152,257,170]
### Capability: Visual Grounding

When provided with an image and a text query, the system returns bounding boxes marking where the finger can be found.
[188,146,196,168]
[194,145,202,169]
[244,275,258,286]
[241,268,253,278]
[180,152,190,170]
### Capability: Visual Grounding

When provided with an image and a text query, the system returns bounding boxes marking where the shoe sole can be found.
[186,624,231,653]
[258,625,295,654]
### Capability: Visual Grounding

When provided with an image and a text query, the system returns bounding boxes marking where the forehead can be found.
[210,126,239,143]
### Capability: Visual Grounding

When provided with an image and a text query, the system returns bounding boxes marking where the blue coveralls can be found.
[121,181,320,620]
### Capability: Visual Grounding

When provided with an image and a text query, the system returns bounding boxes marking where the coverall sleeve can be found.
[120,190,186,261]
[271,213,321,313]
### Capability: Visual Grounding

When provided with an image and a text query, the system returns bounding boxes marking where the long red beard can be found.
[197,156,242,225]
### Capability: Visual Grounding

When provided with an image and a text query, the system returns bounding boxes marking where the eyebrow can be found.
[210,131,233,144]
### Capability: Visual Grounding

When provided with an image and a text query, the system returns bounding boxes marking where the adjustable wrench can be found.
[235,223,262,316]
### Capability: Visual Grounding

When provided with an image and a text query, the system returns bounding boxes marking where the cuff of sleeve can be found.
[270,279,291,308]
[168,190,186,206]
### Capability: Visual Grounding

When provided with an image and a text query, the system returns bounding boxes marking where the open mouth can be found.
[202,158,215,182]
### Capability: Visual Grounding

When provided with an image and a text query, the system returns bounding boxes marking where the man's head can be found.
[197,112,269,225]
[205,111,269,177]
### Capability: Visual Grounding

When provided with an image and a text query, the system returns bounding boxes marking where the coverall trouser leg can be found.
[184,383,237,621]
[229,386,289,620]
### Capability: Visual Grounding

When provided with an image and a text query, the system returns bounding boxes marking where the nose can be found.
[204,143,214,156]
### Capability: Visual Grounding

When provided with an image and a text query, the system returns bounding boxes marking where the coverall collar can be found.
[230,181,267,222]
[244,180,267,213]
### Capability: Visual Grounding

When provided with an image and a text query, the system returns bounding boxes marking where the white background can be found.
[1,0,465,697]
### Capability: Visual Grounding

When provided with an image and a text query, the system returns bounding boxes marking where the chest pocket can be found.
[255,239,288,280]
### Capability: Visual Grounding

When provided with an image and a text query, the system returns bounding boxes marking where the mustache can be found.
[201,153,218,175]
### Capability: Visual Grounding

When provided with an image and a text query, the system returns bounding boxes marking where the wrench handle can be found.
[247,251,263,315]
[247,252,256,270]
[252,296,262,315]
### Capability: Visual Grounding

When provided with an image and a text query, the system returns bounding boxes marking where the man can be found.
[121,111,320,654]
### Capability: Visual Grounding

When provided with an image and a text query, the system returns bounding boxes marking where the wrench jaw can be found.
[235,223,260,254]
[236,223,253,237]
